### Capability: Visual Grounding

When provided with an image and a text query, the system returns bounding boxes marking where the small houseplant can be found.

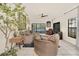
[0,48,17,56]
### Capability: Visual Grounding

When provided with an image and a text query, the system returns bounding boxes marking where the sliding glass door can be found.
[32,23,46,33]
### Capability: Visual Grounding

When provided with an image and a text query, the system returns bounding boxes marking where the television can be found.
[53,22,60,33]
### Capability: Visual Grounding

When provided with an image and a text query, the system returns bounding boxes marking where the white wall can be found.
[53,8,78,45]
[0,31,6,53]
[76,6,79,47]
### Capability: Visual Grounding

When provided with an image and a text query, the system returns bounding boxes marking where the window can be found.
[32,23,46,33]
[68,17,77,38]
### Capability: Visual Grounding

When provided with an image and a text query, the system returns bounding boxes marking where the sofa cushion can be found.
[34,33,41,40]
[23,35,34,44]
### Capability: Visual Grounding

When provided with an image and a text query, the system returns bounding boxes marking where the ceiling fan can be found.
[34,13,48,19]
[41,13,48,17]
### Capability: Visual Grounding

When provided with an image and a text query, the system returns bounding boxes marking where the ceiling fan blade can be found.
[41,15,48,17]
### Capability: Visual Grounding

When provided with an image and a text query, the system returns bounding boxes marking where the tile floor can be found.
[16,40,79,56]
[58,40,79,56]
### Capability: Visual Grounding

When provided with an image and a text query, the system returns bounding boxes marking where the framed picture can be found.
[46,21,51,27]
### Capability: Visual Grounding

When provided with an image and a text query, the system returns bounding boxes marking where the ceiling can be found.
[24,3,79,19]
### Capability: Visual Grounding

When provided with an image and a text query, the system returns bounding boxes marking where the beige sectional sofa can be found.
[34,33,59,56]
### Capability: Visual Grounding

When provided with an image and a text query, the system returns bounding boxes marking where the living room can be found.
[0,3,79,56]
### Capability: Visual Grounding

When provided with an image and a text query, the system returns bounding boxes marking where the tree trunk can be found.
[5,36,9,49]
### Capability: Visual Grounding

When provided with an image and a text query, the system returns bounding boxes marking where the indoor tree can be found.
[13,3,29,30]
[0,3,29,49]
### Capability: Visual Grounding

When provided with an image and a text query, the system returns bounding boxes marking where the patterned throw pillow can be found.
[45,35,56,42]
